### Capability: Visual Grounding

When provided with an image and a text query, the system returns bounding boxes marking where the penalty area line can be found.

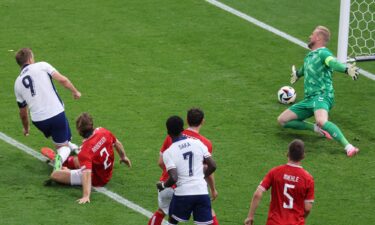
[205,0,375,80]
[0,131,167,225]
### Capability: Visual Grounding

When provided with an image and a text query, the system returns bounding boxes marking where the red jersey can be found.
[159,129,213,182]
[78,127,117,187]
[259,163,314,225]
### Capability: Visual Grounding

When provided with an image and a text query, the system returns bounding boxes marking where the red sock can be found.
[212,215,219,225]
[148,211,165,225]
[62,156,76,169]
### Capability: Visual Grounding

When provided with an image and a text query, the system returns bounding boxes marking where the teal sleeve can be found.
[325,56,347,73]
[320,50,347,73]
[297,65,304,78]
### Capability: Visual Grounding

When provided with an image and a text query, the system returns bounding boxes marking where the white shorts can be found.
[158,187,174,215]
[70,169,83,186]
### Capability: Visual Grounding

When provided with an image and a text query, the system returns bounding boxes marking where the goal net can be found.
[337,0,375,63]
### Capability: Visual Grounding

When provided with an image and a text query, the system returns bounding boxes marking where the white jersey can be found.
[14,62,64,122]
[162,137,211,196]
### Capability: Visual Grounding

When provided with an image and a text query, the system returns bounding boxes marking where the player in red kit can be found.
[244,139,314,225]
[49,113,132,204]
[148,108,219,225]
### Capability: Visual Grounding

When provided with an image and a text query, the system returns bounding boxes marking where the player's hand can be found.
[210,189,218,201]
[23,127,29,136]
[244,217,254,225]
[73,91,81,99]
[346,63,359,80]
[290,65,299,84]
[77,196,90,204]
[120,156,132,168]
[156,181,165,192]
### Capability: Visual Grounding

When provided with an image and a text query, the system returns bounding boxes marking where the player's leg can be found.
[192,195,213,225]
[168,195,193,224]
[278,99,331,139]
[211,209,219,225]
[148,188,174,225]
[50,112,74,170]
[51,168,83,186]
[315,109,359,156]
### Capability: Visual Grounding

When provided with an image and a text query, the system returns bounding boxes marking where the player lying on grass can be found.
[14,48,81,170]
[277,25,360,157]
[156,115,217,225]
[47,112,131,204]
[148,108,219,225]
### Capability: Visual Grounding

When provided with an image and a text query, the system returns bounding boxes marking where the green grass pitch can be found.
[0,0,375,224]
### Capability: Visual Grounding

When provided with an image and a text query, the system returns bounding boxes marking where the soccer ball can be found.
[277,86,296,104]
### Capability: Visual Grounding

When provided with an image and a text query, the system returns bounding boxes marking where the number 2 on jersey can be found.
[100,147,112,170]
[283,183,295,209]
[22,75,36,96]
[183,151,193,176]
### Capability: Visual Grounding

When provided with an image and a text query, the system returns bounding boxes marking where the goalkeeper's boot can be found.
[54,154,62,170]
[346,145,359,157]
[317,128,333,140]
[41,147,56,161]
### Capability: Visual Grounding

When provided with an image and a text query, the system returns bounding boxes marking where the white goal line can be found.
[205,0,375,81]
[0,131,168,225]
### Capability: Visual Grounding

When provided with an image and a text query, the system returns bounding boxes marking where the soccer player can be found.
[148,108,219,225]
[244,139,314,225]
[14,48,81,169]
[277,26,360,157]
[49,112,132,204]
[156,115,217,225]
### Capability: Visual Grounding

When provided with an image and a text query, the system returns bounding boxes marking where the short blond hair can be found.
[315,26,331,44]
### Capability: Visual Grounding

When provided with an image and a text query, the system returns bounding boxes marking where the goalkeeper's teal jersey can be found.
[298,47,336,99]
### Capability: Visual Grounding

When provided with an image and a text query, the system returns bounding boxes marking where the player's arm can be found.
[114,138,131,167]
[244,187,264,225]
[205,173,218,201]
[304,202,313,218]
[51,71,81,99]
[203,156,216,178]
[19,106,29,136]
[324,55,359,80]
[77,169,92,204]
[158,155,164,170]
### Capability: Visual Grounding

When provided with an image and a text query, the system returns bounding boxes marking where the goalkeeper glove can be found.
[290,65,299,84]
[346,63,359,80]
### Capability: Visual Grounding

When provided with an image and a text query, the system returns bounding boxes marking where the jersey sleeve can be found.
[320,50,346,73]
[78,147,93,170]
[40,62,57,76]
[200,143,211,158]
[259,169,274,191]
[160,135,172,155]
[162,150,176,171]
[297,64,305,78]
[14,83,27,108]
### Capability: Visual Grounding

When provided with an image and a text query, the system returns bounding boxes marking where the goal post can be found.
[337,0,375,63]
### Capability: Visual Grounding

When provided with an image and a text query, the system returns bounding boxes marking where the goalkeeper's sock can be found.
[283,120,315,131]
[322,121,349,147]
[148,211,164,225]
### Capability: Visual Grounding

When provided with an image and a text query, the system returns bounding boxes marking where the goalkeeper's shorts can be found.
[289,95,334,120]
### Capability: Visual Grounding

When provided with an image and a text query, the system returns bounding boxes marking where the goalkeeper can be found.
[277,25,360,157]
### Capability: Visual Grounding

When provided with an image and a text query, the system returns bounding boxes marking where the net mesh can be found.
[348,0,375,57]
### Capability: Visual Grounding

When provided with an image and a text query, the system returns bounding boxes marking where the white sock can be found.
[68,141,79,154]
[345,144,353,152]
[57,146,71,163]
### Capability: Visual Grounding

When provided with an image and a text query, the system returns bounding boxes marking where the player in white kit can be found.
[14,48,81,170]
[157,116,217,225]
